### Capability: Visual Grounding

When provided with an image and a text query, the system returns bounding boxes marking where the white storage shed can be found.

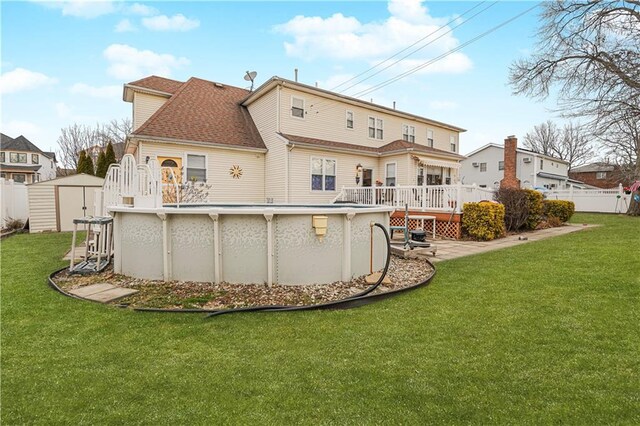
[27,174,104,233]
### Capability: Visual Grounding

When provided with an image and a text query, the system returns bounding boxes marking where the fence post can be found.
[456,181,463,213]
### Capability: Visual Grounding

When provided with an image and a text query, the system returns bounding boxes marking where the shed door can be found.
[57,186,96,232]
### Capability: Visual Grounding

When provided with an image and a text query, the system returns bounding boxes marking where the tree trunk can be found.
[627,191,640,216]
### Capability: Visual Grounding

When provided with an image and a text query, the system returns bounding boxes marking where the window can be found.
[368,117,383,140]
[32,154,39,164]
[596,171,607,179]
[402,124,415,142]
[186,154,206,182]
[385,163,396,186]
[498,161,504,171]
[291,97,304,118]
[427,130,434,147]
[0,152,4,162]
[417,166,424,186]
[346,110,354,129]
[13,174,26,183]
[311,157,336,191]
[450,135,456,152]
[10,153,27,163]
[540,159,544,170]
[480,162,487,172]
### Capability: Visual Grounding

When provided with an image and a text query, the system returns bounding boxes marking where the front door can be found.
[362,168,373,187]
[157,156,183,183]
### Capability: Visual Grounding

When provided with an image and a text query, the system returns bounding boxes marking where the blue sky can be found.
[1,0,559,155]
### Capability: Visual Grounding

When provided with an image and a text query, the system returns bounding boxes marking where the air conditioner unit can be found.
[472,162,479,167]
[523,157,532,163]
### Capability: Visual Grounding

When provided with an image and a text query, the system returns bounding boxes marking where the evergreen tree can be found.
[104,142,117,167]
[95,151,107,178]
[76,150,88,174]
[85,153,95,175]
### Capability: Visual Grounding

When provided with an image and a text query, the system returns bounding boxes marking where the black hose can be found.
[47,222,437,316]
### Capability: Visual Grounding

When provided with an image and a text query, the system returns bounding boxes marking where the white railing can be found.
[101,155,163,214]
[333,183,496,212]
[547,184,628,213]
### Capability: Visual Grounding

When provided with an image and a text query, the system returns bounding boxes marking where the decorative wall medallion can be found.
[229,165,243,179]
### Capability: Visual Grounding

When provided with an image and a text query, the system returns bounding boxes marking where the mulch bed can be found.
[53,255,434,310]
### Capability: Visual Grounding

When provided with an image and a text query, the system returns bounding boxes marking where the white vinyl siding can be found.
[139,141,265,203]
[27,185,57,232]
[133,92,168,131]
[246,88,285,202]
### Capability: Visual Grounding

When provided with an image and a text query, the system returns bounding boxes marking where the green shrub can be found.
[543,200,575,223]
[524,189,544,230]
[462,202,505,241]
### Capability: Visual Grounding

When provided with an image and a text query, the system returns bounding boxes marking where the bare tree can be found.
[56,124,99,173]
[523,120,560,157]
[600,112,640,183]
[57,118,131,174]
[524,121,594,171]
[510,1,640,132]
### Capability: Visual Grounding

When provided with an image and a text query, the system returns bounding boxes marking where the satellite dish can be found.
[244,71,257,91]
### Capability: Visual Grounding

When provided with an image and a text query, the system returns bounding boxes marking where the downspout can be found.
[532,154,537,188]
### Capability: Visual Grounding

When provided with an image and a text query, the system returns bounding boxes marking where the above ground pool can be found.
[109,204,394,285]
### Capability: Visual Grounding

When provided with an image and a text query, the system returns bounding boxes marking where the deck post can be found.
[208,213,221,284]
[342,212,356,282]
[264,212,274,287]
[157,213,170,282]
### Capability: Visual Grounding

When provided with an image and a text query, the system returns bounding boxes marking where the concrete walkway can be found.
[406,224,595,262]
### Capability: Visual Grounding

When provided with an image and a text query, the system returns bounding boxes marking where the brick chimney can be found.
[500,135,520,189]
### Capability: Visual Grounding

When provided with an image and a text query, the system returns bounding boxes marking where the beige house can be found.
[1,133,57,184]
[123,75,466,203]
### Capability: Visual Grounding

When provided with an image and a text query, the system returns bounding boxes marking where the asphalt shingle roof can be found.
[132,77,266,150]
[280,133,465,159]
[126,75,184,94]
[0,134,43,153]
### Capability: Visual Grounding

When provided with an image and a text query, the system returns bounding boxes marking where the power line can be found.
[312,2,539,116]
[330,1,493,92]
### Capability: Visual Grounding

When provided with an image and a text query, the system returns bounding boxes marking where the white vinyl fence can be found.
[0,178,29,227]
[547,184,629,213]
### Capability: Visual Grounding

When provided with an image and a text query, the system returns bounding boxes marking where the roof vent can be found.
[214,83,224,88]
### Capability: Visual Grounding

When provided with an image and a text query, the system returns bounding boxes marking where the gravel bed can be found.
[53,255,434,310]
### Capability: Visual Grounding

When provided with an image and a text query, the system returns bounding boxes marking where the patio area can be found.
[394,223,594,262]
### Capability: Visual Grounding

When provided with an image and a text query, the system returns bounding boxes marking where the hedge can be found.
[462,201,505,241]
[543,200,575,223]
[524,189,544,230]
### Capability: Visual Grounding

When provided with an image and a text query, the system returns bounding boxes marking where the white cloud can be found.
[34,0,116,19]
[70,83,121,99]
[115,18,136,32]
[142,14,200,31]
[125,3,157,16]
[103,44,190,80]
[274,0,472,75]
[55,102,72,118]
[428,100,458,110]
[0,68,57,94]
[1,120,45,141]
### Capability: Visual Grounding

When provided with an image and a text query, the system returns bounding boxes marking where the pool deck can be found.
[397,224,595,262]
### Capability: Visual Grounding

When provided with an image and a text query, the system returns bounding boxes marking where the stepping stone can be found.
[68,283,116,297]
[84,287,138,303]
[365,272,393,285]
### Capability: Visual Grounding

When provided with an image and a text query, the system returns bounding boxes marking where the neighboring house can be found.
[85,142,125,164]
[0,133,57,183]
[123,75,466,203]
[569,162,627,189]
[460,141,584,189]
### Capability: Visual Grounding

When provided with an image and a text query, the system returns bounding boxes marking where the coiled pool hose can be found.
[48,222,437,316]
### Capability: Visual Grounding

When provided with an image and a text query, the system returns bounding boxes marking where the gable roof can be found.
[570,162,615,173]
[280,133,465,160]
[464,143,569,164]
[126,75,183,95]
[0,134,43,153]
[244,77,466,133]
[131,77,266,151]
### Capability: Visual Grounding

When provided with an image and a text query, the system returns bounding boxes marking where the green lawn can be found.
[1,213,638,424]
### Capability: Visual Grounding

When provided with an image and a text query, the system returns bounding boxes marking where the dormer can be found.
[123,76,184,131]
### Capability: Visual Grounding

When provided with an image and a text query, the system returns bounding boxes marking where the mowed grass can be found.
[1,213,638,424]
